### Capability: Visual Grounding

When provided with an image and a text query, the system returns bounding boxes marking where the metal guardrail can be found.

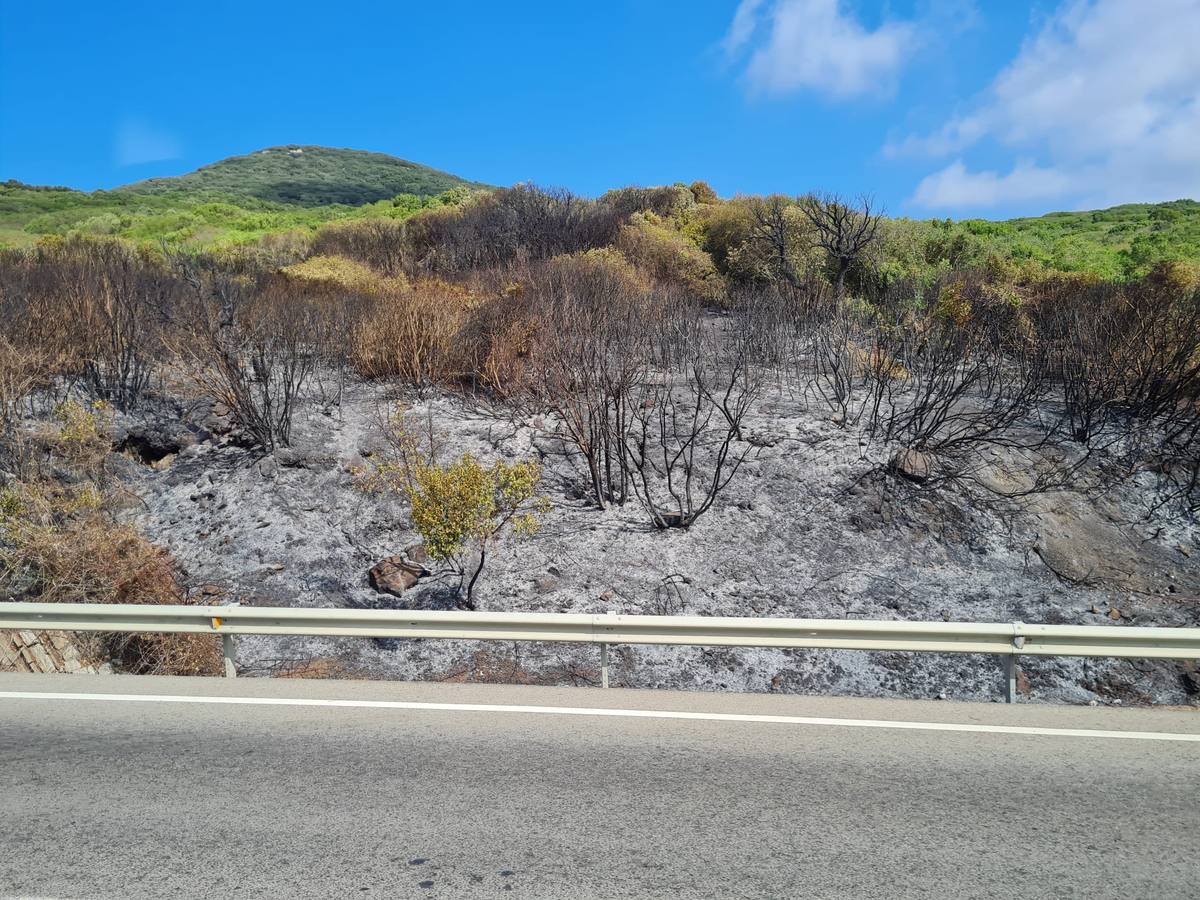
[3,602,1199,702]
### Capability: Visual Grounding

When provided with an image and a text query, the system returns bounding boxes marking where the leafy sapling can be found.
[408,454,548,610]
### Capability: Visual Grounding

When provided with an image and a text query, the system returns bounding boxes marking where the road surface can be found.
[1,673,1197,898]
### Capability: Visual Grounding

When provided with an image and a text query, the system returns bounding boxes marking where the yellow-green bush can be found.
[540,247,651,295]
[616,212,724,303]
[689,181,719,204]
[699,197,822,287]
[934,283,972,328]
[406,453,548,609]
[280,254,405,294]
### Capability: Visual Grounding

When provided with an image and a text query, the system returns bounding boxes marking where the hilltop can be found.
[117,145,491,206]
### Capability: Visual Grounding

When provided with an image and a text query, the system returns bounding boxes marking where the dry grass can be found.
[848,343,909,380]
[280,254,405,294]
[1,401,223,676]
[268,658,361,679]
[0,481,223,675]
[350,278,478,383]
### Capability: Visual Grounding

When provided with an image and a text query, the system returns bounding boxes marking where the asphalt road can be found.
[1,674,1197,899]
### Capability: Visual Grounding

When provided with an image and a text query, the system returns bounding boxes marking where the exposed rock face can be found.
[116,429,189,465]
[1029,498,1192,595]
[888,448,935,483]
[1,631,97,674]
[368,549,430,598]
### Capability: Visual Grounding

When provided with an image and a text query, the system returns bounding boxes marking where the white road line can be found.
[2,690,1198,742]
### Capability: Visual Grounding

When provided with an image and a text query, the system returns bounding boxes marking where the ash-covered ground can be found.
[111,378,1200,706]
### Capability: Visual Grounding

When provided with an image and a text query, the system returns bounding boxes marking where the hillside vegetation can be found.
[118,145,490,206]
[0,146,488,249]
[0,184,474,250]
[869,200,1200,283]
[0,146,1196,278]
[956,199,1200,280]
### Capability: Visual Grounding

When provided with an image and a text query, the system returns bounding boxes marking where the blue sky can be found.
[1,1,1196,218]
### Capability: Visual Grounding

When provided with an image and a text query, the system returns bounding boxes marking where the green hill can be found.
[0,146,491,248]
[117,145,490,207]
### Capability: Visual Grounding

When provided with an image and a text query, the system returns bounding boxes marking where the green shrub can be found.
[408,454,548,610]
[616,212,724,303]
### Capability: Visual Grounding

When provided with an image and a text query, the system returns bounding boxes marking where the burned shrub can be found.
[351,278,478,386]
[510,250,660,508]
[171,254,322,451]
[623,324,761,529]
[0,238,176,411]
[403,185,619,275]
[311,218,409,276]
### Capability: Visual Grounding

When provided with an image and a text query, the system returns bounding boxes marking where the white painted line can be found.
[3,690,1199,742]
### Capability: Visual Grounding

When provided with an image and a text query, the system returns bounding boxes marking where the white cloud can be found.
[903,0,1200,210]
[911,160,1077,208]
[724,0,918,99]
[114,118,182,167]
[724,0,768,56]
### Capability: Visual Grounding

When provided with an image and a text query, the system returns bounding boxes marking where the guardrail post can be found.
[222,634,237,678]
[1003,623,1025,703]
[600,642,609,689]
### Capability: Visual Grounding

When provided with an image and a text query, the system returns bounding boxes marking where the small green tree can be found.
[355,408,550,609]
[408,453,548,610]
